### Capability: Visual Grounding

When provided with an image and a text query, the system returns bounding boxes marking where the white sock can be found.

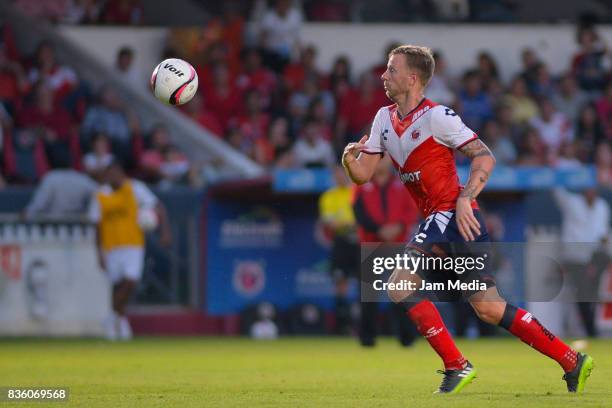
[118,316,133,340]
[104,313,119,341]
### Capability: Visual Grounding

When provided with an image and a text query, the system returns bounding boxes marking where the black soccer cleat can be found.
[434,361,477,394]
[562,352,594,393]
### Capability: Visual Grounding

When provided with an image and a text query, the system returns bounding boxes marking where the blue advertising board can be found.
[273,166,597,193]
[205,197,336,315]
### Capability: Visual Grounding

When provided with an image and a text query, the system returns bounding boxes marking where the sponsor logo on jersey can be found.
[412,105,431,122]
[399,170,421,183]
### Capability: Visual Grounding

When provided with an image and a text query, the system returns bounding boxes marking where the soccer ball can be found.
[150,58,198,105]
[138,208,159,231]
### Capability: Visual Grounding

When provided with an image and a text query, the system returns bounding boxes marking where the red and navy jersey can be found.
[363,98,479,218]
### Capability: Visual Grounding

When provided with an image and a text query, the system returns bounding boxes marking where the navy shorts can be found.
[405,209,496,300]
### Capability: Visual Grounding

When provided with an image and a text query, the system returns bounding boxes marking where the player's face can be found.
[381,54,419,100]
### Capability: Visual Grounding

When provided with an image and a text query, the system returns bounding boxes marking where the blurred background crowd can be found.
[2,0,612,191]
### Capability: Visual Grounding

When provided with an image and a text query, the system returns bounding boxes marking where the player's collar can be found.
[396,97,427,121]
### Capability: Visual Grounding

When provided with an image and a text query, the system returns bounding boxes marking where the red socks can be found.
[406,301,578,373]
[407,300,466,370]
[502,305,577,372]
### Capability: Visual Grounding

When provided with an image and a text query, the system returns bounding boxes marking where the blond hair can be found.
[388,45,435,87]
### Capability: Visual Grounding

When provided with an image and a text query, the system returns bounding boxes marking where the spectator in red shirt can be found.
[196,41,234,92]
[27,42,78,102]
[230,89,270,146]
[0,44,28,110]
[17,82,76,167]
[336,72,386,149]
[595,81,612,139]
[283,45,323,93]
[201,2,245,78]
[236,48,277,109]
[181,93,223,136]
[305,0,350,21]
[203,63,242,133]
[103,0,143,25]
[353,155,419,347]
[16,82,73,142]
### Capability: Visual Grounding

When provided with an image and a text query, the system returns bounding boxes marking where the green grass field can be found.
[0,337,610,407]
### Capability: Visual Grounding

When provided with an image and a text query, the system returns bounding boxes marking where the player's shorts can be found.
[330,234,360,281]
[104,246,145,284]
[405,209,496,300]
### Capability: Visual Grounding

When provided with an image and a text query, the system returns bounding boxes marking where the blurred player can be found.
[89,160,171,340]
[318,165,359,334]
[354,156,418,347]
[342,45,593,393]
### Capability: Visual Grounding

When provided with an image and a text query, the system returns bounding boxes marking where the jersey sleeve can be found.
[362,108,386,154]
[430,106,478,149]
[132,180,158,209]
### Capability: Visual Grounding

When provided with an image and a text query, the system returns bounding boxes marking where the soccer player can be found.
[89,160,171,340]
[342,45,593,394]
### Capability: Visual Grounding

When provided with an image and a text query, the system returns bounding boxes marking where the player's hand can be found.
[342,135,368,167]
[379,223,403,242]
[456,197,480,241]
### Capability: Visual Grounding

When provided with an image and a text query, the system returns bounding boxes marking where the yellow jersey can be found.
[89,180,157,251]
[318,185,355,231]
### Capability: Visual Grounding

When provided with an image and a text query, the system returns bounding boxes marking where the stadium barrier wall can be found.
[0,217,110,336]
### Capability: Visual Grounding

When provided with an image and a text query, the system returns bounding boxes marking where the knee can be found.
[386,269,416,304]
[472,302,505,325]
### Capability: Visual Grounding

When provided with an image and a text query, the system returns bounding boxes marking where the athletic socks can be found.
[499,304,578,372]
[406,300,466,370]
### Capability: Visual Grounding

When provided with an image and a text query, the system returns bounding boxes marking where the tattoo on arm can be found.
[458,139,493,159]
[458,140,495,200]
[459,185,477,200]
[472,166,490,183]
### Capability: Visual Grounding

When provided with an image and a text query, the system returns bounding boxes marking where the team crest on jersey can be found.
[411,129,421,140]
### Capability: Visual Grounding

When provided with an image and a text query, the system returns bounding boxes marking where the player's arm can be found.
[458,139,496,202]
[87,193,105,270]
[456,139,496,241]
[342,135,382,185]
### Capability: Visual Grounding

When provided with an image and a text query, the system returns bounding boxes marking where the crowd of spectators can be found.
[4,0,612,189]
[167,4,612,187]
[0,22,197,188]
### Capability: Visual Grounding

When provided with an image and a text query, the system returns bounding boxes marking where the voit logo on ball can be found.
[233,260,266,297]
[220,207,283,248]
